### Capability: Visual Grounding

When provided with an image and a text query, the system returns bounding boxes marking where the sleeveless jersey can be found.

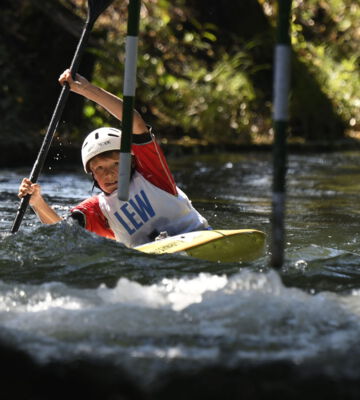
[98,171,209,247]
[70,130,209,245]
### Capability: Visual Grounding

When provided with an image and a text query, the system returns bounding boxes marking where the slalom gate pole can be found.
[118,0,141,201]
[271,0,292,269]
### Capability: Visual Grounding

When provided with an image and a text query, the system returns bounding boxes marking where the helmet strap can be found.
[91,177,101,193]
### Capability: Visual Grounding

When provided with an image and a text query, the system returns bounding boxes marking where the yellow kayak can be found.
[135,229,266,263]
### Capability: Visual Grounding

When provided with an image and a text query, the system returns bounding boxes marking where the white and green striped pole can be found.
[271,0,292,269]
[118,0,141,201]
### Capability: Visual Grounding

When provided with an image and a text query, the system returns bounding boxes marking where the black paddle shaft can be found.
[11,0,114,234]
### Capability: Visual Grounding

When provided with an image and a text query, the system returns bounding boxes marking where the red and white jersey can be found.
[71,131,209,245]
[98,171,209,247]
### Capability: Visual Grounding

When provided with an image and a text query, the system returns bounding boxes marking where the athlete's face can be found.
[89,152,119,194]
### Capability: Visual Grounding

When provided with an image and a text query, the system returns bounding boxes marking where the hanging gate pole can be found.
[271,0,292,268]
[118,0,141,201]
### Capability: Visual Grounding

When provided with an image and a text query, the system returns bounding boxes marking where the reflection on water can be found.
[0,150,360,386]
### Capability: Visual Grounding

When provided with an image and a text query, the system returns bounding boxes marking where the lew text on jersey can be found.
[113,190,156,234]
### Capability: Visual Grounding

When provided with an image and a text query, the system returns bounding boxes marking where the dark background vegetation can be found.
[1,0,359,165]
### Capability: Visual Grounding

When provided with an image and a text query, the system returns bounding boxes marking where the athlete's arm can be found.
[18,178,62,224]
[58,69,147,134]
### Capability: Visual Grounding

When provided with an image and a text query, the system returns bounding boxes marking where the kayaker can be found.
[18,69,209,247]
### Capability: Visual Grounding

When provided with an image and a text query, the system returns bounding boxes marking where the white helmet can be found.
[81,127,122,173]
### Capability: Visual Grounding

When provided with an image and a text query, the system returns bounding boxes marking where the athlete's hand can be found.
[58,69,90,94]
[18,178,42,207]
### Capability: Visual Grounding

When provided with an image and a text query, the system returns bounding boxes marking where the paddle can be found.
[117,0,141,201]
[11,0,114,234]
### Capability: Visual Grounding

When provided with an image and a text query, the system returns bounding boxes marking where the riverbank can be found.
[3,135,360,169]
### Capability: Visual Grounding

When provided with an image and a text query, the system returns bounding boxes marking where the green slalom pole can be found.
[118,0,141,201]
[271,0,292,269]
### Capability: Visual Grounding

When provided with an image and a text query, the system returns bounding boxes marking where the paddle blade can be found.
[87,0,115,23]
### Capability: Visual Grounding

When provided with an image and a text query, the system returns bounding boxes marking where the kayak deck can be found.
[135,229,266,262]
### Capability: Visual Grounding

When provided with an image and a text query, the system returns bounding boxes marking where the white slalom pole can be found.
[118,0,141,201]
[271,0,292,268]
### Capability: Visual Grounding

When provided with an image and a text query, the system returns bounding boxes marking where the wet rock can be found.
[2,339,360,400]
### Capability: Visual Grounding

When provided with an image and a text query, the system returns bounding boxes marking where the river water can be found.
[1,150,360,391]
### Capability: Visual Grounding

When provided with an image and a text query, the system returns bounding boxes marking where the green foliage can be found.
[262,0,360,133]
[291,0,360,131]
[1,0,359,148]
[83,0,266,142]
[86,0,359,142]
[147,53,256,143]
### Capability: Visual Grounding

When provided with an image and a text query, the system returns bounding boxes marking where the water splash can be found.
[0,269,360,384]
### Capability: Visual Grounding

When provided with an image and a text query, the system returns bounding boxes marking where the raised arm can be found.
[58,69,148,134]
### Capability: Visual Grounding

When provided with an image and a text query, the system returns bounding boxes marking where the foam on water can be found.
[0,269,360,383]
